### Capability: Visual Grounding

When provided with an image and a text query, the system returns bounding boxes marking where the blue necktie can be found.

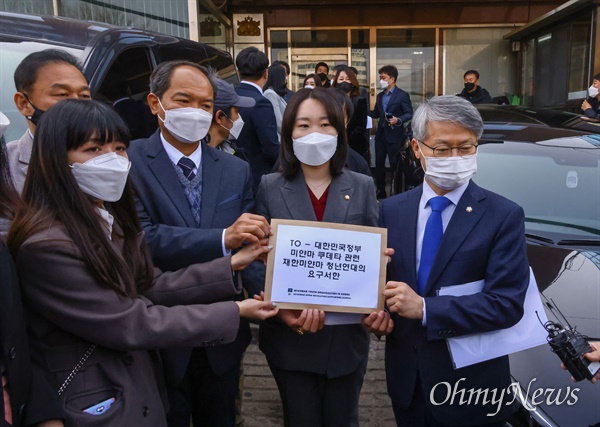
[177,157,196,181]
[418,196,452,296]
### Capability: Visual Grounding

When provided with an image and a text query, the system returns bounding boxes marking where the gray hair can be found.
[149,60,218,100]
[412,95,483,142]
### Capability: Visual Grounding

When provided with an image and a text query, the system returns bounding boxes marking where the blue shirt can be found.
[382,85,396,113]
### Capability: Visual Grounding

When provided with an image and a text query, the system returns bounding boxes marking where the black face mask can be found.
[337,82,354,93]
[464,82,476,92]
[22,93,46,126]
[317,73,328,83]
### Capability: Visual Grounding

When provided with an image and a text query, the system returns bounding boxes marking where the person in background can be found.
[327,88,372,176]
[8,99,277,427]
[235,47,280,192]
[263,65,288,142]
[0,112,64,427]
[303,74,321,89]
[6,49,90,195]
[381,95,528,427]
[331,66,370,164]
[349,66,371,104]
[315,62,331,88]
[369,65,413,199]
[207,78,255,155]
[127,62,268,427]
[457,70,493,104]
[272,60,294,101]
[581,73,600,120]
[255,87,392,427]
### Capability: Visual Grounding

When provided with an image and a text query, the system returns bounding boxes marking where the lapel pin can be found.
[466,206,473,213]
[344,195,350,200]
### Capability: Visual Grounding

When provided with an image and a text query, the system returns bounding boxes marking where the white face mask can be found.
[380,79,389,89]
[70,152,131,202]
[419,148,478,190]
[293,132,338,166]
[157,97,212,144]
[589,85,599,98]
[222,114,245,140]
[304,85,315,89]
[0,112,9,139]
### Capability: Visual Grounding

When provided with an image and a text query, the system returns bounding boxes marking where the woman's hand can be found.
[362,310,394,335]
[236,299,279,320]
[278,308,325,335]
[230,239,272,270]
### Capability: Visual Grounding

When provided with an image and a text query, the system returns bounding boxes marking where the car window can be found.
[0,38,83,142]
[95,47,154,103]
[474,140,600,240]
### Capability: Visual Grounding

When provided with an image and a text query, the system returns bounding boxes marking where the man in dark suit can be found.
[128,60,271,427]
[380,95,529,427]
[370,65,413,199]
[235,47,280,192]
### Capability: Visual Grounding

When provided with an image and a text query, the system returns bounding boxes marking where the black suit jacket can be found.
[128,131,256,382]
[1,241,63,426]
[380,182,529,425]
[370,86,413,145]
[235,83,280,191]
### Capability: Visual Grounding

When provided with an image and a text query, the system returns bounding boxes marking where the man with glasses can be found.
[379,95,529,427]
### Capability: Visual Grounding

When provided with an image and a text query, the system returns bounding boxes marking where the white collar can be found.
[421,178,469,208]
[95,206,114,240]
[241,80,264,95]
[160,132,203,169]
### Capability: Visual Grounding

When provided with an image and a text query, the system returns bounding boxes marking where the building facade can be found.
[2,0,597,109]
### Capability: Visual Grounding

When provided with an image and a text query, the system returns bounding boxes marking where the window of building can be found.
[0,0,53,15]
[443,27,516,103]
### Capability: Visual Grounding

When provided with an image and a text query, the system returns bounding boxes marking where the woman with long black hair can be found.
[8,99,277,426]
[263,64,288,142]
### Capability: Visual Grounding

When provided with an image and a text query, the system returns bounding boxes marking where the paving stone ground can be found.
[241,324,397,427]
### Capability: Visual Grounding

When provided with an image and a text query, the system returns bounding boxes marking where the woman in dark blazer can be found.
[255,87,392,427]
[1,119,63,427]
[7,100,278,427]
[331,66,370,164]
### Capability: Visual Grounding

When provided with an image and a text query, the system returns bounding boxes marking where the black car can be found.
[0,11,238,142]
[392,105,600,426]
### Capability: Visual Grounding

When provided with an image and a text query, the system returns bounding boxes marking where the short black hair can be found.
[236,47,269,80]
[149,60,217,100]
[464,69,480,80]
[593,73,600,81]
[349,66,359,76]
[333,64,347,73]
[378,65,398,81]
[14,49,82,93]
[315,62,329,73]
[272,60,290,76]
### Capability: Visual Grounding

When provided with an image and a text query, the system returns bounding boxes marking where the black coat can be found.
[1,241,63,426]
[458,86,494,104]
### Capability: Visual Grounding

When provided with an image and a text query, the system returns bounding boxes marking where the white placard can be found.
[265,219,387,313]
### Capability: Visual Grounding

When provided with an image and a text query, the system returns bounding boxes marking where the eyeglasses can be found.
[418,140,478,158]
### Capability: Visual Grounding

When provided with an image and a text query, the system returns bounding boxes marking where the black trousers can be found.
[375,137,402,193]
[268,358,368,427]
[166,348,241,427]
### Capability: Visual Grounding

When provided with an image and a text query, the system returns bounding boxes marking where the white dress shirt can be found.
[417,179,469,324]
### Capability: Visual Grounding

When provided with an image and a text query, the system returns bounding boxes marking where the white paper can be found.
[271,224,382,310]
[438,268,548,369]
[366,116,373,129]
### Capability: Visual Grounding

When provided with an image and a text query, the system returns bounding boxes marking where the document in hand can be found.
[438,268,548,369]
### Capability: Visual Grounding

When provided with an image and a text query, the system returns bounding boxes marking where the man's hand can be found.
[561,341,600,384]
[383,281,424,320]
[388,116,399,125]
[582,100,592,111]
[362,310,393,335]
[278,308,325,334]
[225,213,271,250]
